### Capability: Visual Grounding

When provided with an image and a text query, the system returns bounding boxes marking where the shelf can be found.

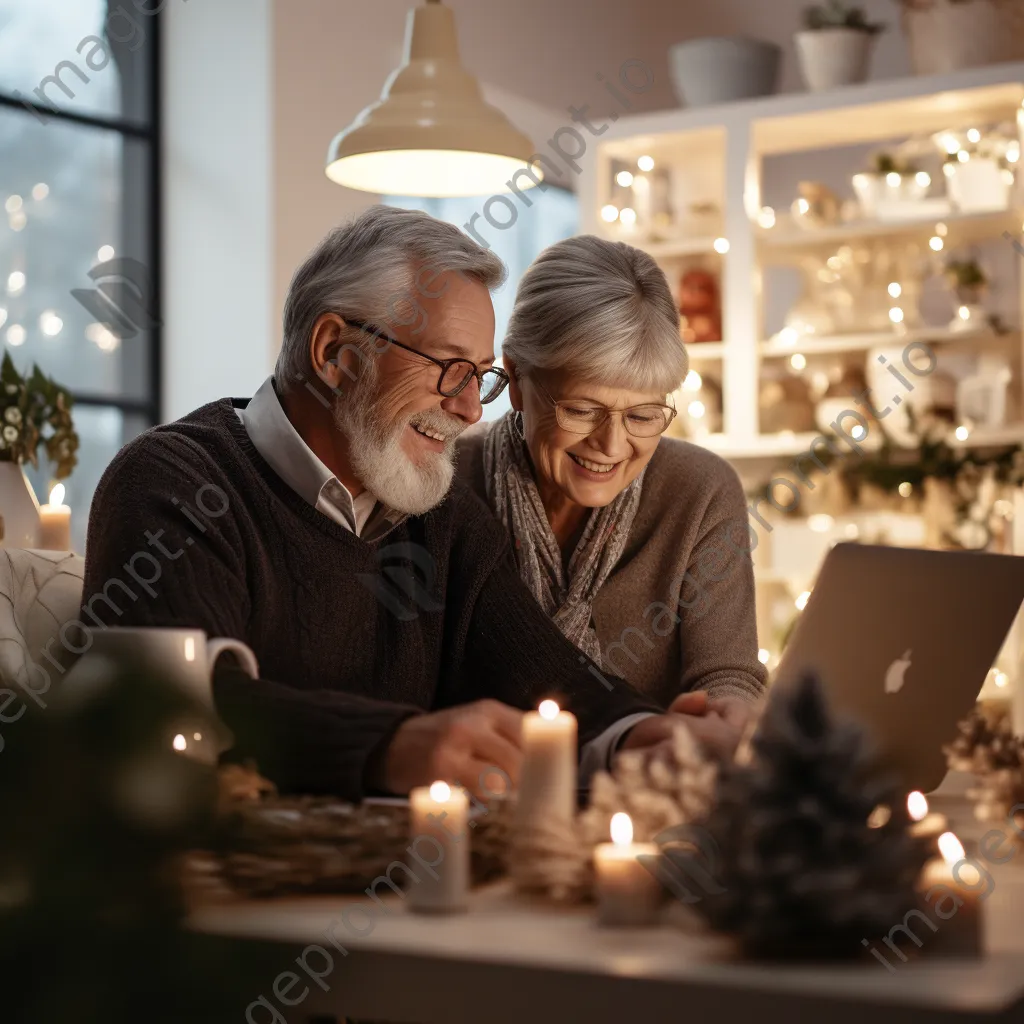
[640,237,721,259]
[694,424,1024,460]
[594,63,1024,158]
[759,326,1015,357]
[757,208,1022,255]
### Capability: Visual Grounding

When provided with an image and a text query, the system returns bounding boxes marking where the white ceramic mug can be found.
[66,626,258,762]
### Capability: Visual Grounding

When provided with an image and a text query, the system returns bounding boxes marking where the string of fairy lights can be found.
[1,182,121,357]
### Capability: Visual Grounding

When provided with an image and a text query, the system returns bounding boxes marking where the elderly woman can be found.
[457,236,766,753]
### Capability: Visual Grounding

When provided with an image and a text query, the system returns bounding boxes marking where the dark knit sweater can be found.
[81,399,661,799]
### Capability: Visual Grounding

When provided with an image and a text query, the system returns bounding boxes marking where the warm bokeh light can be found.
[683,370,702,392]
[637,155,655,172]
[907,791,928,821]
[172,734,187,751]
[600,204,619,223]
[795,590,811,611]
[898,482,912,498]
[938,831,965,866]
[610,811,633,846]
[758,648,770,664]
[888,282,902,299]
[616,170,634,187]
[538,699,560,721]
[619,207,637,226]
[714,237,730,254]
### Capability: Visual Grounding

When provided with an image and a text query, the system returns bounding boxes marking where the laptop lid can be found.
[772,543,1024,793]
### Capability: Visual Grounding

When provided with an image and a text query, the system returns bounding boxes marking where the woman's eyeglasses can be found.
[345,319,510,404]
[533,380,676,438]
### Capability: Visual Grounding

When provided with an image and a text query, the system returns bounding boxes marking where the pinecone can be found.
[509,724,716,905]
[579,723,716,846]
[695,672,931,960]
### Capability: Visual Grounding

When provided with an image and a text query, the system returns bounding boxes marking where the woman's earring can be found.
[512,410,526,440]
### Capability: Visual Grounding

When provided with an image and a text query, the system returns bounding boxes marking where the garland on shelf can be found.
[944,707,1024,828]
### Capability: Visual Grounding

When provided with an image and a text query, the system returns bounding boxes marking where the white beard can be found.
[333,368,465,515]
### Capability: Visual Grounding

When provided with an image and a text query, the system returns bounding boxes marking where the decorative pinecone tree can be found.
[694,672,931,960]
[510,723,715,904]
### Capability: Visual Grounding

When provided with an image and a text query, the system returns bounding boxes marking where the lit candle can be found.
[593,812,663,927]
[408,781,469,914]
[515,699,577,834]
[907,791,948,853]
[918,831,984,957]
[37,483,71,550]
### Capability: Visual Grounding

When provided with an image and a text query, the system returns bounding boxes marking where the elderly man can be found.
[81,207,724,800]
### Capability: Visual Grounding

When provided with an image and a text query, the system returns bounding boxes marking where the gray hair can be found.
[277,205,507,385]
[502,235,686,394]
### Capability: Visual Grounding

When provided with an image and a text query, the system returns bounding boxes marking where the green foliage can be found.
[0,351,79,479]
[946,258,987,289]
[871,151,918,175]
[804,0,886,32]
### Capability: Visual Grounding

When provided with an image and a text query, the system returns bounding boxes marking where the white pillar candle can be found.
[918,831,984,957]
[408,781,469,914]
[37,483,71,551]
[515,699,577,834]
[594,812,664,927]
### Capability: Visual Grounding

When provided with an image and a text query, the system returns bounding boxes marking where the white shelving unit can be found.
[579,61,1024,463]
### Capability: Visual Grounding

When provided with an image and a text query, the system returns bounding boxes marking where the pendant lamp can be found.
[325,0,542,198]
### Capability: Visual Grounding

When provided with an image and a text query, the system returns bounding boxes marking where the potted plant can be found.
[0,353,78,547]
[795,1,885,92]
[945,257,989,332]
[895,0,1024,77]
[852,151,931,219]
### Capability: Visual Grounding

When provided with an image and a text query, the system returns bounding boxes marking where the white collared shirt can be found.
[239,377,391,537]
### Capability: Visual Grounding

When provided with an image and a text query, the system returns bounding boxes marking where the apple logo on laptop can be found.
[884,649,912,694]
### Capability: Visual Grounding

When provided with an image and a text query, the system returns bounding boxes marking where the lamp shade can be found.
[326,1,542,198]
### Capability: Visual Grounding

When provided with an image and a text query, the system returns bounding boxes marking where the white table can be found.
[191,776,1024,1024]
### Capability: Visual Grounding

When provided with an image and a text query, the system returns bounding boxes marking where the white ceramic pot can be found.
[944,157,1013,213]
[795,28,876,92]
[852,171,929,218]
[668,37,781,108]
[902,0,1024,76]
[0,461,40,548]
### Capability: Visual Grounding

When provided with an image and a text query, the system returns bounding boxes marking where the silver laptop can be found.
[773,543,1024,793]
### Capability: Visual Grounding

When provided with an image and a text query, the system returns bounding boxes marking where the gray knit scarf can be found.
[481,411,645,667]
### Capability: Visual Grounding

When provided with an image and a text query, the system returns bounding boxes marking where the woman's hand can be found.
[667,691,760,762]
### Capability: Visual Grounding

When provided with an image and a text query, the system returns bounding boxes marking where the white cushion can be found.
[0,548,85,692]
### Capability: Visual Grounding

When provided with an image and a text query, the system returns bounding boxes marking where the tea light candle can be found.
[908,791,948,852]
[918,831,984,957]
[37,483,71,551]
[594,812,663,927]
[408,781,469,914]
[515,699,577,833]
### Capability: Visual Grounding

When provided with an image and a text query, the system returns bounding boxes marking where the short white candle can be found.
[37,482,71,551]
[408,780,469,914]
[515,699,577,834]
[594,812,664,927]
[918,831,984,957]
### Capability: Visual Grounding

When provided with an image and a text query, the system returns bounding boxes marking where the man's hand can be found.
[377,700,524,797]
[668,691,760,762]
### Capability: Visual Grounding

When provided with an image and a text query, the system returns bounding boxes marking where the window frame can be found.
[0,8,163,427]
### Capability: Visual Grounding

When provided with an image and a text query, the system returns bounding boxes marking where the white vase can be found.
[902,0,1024,76]
[0,462,40,548]
[795,29,875,92]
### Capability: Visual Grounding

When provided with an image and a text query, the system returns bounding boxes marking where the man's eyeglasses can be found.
[533,380,676,438]
[345,319,510,404]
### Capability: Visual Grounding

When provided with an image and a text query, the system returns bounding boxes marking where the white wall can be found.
[162,0,274,420]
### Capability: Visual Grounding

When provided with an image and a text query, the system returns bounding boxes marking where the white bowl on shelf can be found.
[853,171,931,219]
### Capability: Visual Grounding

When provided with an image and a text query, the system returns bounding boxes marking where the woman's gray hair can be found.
[502,235,686,394]
[277,205,507,385]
